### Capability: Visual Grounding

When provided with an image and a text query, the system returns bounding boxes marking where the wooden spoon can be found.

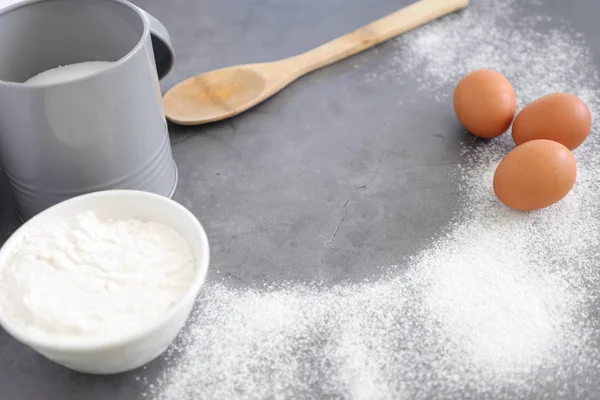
[163,0,469,125]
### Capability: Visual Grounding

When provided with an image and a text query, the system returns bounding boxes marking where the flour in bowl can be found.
[0,211,195,342]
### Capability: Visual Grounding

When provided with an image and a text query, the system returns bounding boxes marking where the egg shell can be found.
[493,139,576,211]
[512,93,591,150]
[453,69,517,139]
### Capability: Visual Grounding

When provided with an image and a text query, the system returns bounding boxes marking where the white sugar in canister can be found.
[25,61,114,85]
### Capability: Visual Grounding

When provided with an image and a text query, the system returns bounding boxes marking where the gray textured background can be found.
[1,0,600,399]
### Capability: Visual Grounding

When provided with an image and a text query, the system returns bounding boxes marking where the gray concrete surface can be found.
[1,0,600,399]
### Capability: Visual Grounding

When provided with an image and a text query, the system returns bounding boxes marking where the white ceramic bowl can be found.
[0,190,210,374]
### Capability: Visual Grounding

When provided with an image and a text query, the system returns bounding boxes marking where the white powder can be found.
[372,0,600,108]
[25,61,113,85]
[148,0,600,398]
[0,211,195,342]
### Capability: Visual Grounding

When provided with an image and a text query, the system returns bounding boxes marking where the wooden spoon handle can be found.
[286,0,469,75]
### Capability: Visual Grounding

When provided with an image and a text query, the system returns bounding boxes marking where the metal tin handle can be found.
[134,5,175,80]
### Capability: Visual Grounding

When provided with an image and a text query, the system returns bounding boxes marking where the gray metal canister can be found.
[0,0,177,220]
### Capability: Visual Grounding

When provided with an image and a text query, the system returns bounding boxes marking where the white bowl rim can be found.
[0,189,210,352]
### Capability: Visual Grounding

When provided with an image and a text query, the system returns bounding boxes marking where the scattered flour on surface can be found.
[369,0,600,108]
[148,0,600,399]
[0,211,194,342]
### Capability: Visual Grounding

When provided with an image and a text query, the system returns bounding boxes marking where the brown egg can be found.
[512,93,592,150]
[493,139,576,211]
[453,69,517,139]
